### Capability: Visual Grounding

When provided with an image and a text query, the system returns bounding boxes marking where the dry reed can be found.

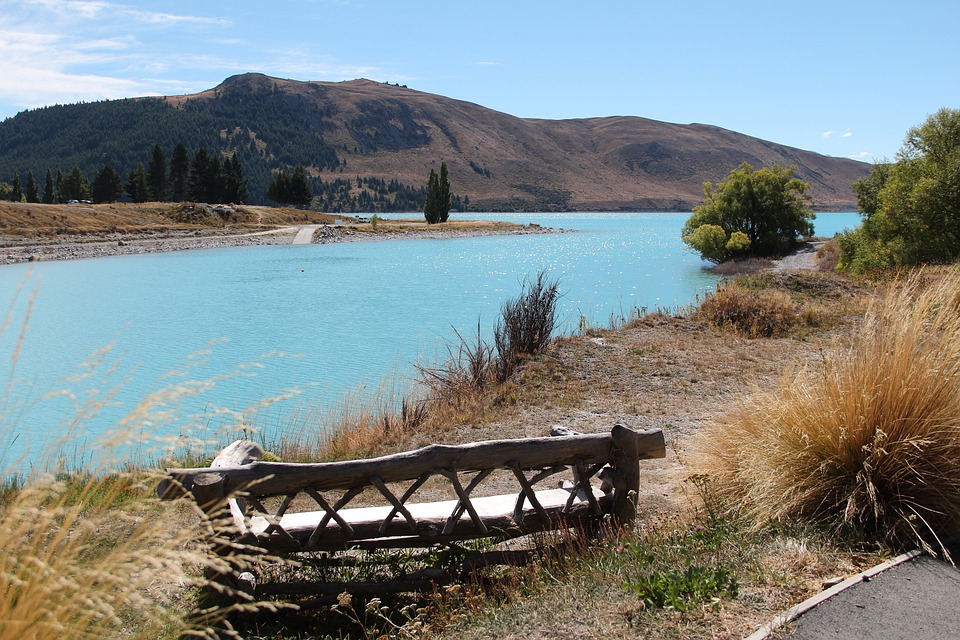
[691,269,960,552]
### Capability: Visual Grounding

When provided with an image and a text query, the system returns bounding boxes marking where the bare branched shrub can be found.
[493,271,561,382]
[693,281,798,338]
[416,321,495,398]
[691,270,960,553]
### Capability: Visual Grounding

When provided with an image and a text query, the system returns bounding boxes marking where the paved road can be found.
[758,550,960,640]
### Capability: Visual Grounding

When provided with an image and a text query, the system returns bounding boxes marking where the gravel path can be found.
[771,241,825,271]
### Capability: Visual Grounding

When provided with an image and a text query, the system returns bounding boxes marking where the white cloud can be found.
[822,130,836,138]
[0,0,234,114]
[850,151,872,159]
[842,129,853,138]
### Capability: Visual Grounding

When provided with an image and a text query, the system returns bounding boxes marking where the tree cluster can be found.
[2,143,248,205]
[424,161,451,224]
[0,86,340,205]
[267,165,313,207]
[838,108,960,272]
[681,163,814,263]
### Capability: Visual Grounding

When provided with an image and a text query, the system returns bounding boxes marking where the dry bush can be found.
[815,238,842,272]
[493,271,561,382]
[690,270,960,552]
[693,281,798,338]
[711,257,774,276]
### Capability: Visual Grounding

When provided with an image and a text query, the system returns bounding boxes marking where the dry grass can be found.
[0,281,290,638]
[690,268,960,553]
[0,201,341,239]
[693,281,799,338]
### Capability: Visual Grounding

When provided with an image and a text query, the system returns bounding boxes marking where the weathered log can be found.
[162,428,665,499]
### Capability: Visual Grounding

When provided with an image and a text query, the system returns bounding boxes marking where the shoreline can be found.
[0,222,564,265]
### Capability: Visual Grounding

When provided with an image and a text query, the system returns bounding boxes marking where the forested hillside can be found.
[0,73,870,211]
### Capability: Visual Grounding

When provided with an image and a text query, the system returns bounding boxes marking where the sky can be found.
[1,0,958,163]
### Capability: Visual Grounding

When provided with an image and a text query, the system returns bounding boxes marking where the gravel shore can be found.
[0,223,562,265]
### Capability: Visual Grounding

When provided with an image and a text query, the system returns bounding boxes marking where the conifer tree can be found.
[438,161,451,222]
[11,173,22,202]
[288,165,313,207]
[147,144,167,202]
[42,169,54,204]
[60,167,89,201]
[55,169,64,203]
[169,143,190,201]
[424,169,440,223]
[267,170,290,205]
[25,170,39,203]
[92,164,122,203]
[221,154,247,204]
[126,164,150,203]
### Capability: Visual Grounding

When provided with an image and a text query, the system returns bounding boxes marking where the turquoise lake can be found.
[0,211,861,465]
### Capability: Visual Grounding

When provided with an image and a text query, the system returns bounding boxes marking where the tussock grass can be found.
[693,281,799,338]
[690,269,960,552]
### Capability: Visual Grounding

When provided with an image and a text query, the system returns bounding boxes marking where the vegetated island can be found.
[0,201,560,264]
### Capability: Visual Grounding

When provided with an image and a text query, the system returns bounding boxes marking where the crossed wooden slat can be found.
[241,457,604,548]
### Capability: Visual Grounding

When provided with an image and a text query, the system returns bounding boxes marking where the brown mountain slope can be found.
[176,74,869,211]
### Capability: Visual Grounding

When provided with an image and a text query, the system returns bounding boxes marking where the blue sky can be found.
[1,0,957,162]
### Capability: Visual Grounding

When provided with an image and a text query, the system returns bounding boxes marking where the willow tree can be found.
[682,163,814,263]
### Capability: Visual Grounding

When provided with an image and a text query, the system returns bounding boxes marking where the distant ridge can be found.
[0,73,868,210]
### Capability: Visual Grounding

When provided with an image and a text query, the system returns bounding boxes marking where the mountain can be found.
[0,73,869,211]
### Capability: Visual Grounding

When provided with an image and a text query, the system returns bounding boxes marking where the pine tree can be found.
[268,170,291,205]
[92,164,122,203]
[60,167,89,201]
[147,144,167,202]
[11,173,22,202]
[25,170,39,203]
[170,143,190,201]
[42,169,54,204]
[126,164,150,203]
[221,154,247,204]
[288,165,313,207]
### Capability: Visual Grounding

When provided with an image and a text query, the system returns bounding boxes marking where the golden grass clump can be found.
[690,270,960,551]
[694,281,798,338]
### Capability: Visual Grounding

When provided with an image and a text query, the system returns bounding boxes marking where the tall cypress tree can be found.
[423,169,440,224]
[438,161,451,222]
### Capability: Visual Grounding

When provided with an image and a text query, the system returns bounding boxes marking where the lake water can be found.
[0,211,861,465]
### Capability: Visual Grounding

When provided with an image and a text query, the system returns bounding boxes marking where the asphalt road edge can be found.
[743,549,925,640]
